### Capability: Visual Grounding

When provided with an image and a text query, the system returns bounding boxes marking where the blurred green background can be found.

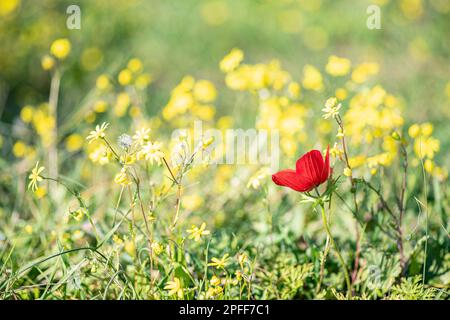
[1,0,449,131]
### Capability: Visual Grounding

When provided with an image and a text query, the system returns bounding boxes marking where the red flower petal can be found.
[272,169,313,192]
[319,145,331,184]
[296,150,324,187]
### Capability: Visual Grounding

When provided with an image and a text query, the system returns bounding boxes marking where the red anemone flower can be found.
[272,146,331,192]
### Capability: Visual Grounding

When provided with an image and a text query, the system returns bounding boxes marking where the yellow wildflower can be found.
[24,225,33,235]
[151,241,164,256]
[71,208,86,221]
[326,55,351,77]
[322,97,341,119]
[41,55,55,71]
[208,253,230,269]
[28,162,45,192]
[114,92,131,117]
[187,222,210,242]
[165,277,183,298]
[50,38,71,60]
[220,48,244,73]
[86,122,109,144]
[302,64,323,91]
[114,168,133,186]
[118,69,132,86]
[351,62,379,84]
[65,134,83,152]
[96,74,111,90]
[210,275,221,287]
[93,100,107,113]
[127,58,143,73]
[194,80,217,102]
[132,128,151,145]
[135,73,152,89]
[139,141,164,165]
[414,136,439,159]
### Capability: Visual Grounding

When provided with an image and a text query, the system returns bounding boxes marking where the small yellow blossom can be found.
[86,122,109,144]
[28,162,45,192]
[132,128,151,145]
[135,73,152,89]
[13,141,28,158]
[424,159,434,173]
[124,239,136,256]
[238,253,249,266]
[118,69,132,86]
[71,207,86,221]
[151,241,164,256]
[127,58,143,73]
[210,276,221,286]
[24,225,33,235]
[89,145,111,165]
[114,168,133,186]
[93,100,107,113]
[288,82,301,98]
[182,194,204,211]
[65,134,84,152]
[420,122,433,136]
[34,187,47,199]
[326,55,351,76]
[20,105,34,123]
[414,136,439,159]
[408,124,420,138]
[208,253,230,269]
[50,38,71,60]
[220,48,244,73]
[351,62,379,84]
[139,141,164,165]
[194,80,217,102]
[165,277,183,298]
[41,55,55,70]
[186,222,210,242]
[322,97,341,119]
[302,64,323,91]
[96,74,111,90]
[114,92,131,117]
[335,88,348,100]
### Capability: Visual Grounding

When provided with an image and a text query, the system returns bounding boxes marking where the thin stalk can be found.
[319,203,352,298]
[48,69,61,193]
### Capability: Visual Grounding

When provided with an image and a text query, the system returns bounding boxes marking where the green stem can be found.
[319,202,352,298]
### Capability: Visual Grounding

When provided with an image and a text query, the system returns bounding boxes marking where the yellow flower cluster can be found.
[408,123,446,179]
[14,103,56,160]
[85,124,165,187]
[40,38,71,71]
[89,58,152,122]
[220,49,306,157]
[343,85,403,171]
[221,48,292,93]
[162,76,217,124]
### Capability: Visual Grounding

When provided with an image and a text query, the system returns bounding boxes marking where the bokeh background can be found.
[1,0,449,128]
[0,0,449,300]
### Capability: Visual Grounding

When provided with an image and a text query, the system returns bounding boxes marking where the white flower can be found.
[28,162,45,192]
[86,122,109,144]
[322,98,341,119]
[132,128,151,145]
[139,141,164,165]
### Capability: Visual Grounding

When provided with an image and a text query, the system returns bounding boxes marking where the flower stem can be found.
[319,202,352,298]
[48,68,61,193]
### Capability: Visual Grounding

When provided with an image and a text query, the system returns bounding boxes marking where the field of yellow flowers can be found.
[0,0,449,300]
